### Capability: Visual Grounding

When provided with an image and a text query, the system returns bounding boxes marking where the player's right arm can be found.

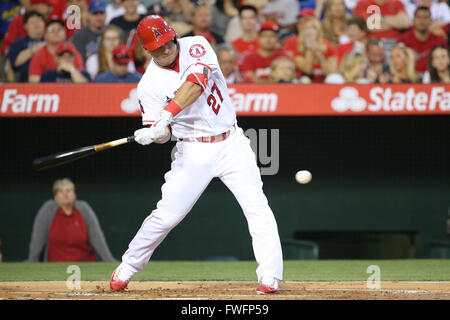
[134,83,172,145]
[134,81,203,145]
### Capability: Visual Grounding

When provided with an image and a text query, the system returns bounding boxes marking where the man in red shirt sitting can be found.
[27,178,116,262]
[397,6,447,74]
[239,21,286,83]
[231,5,259,56]
[40,41,90,82]
[28,17,84,82]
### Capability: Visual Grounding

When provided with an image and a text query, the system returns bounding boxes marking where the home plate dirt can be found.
[0,281,449,300]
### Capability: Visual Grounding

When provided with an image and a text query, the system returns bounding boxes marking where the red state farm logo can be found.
[189,44,206,58]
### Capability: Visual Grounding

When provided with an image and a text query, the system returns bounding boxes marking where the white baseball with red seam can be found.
[295,170,312,184]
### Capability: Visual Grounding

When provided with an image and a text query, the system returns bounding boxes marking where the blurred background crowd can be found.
[0,0,449,84]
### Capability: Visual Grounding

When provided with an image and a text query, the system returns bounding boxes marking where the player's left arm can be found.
[135,80,203,145]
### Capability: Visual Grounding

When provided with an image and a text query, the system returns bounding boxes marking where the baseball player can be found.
[110,15,283,294]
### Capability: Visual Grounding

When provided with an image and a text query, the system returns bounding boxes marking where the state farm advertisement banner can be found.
[1,83,449,117]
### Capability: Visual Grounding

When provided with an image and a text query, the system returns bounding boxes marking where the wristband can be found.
[163,100,183,117]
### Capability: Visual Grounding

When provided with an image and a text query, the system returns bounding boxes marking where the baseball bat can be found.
[32,136,135,171]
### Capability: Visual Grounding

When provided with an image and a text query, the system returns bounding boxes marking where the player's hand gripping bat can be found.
[32,136,135,171]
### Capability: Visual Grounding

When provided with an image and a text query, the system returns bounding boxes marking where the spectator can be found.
[47,0,67,18]
[365,37,390,83]
[239,21,286,83]
[325,51,370,83]
[40,41,90,82]
[1,0,53,55]
[322,0,351,46]
[404,0,450,36]
[183,4,224,47]
[283,16,338,83]
[211,0,240,39]
[110,0,145,44]
[344,51,370,83]
[263,0,299,31]
[28,17,84,82]
[86,25,136,80]
[397,6,447,74]
[216,43,243,84]
[423,44,450,83]
[231,5,259,56]
[106,0,147,25]
[269,56,297,83]
[27,178,116,262]
[71,0,107,61]
[336,16,369,65]
[278,8,316,44]
[95,44,142,82]
[353,0,410,56]
[224,0,267,43]
[382,42,420,83]
[0,0,21,42]
[21,0,69,19]
[7,10,46,82]
[28,19,84,83]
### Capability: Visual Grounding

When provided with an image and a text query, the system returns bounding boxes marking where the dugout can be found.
[0,84,449,261]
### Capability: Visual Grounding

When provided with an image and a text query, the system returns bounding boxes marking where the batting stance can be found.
[110,15,283,294]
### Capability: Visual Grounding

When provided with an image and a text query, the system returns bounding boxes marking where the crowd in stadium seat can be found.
[0,0,449,84]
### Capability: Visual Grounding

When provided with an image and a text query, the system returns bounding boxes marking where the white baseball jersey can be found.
[120,35,283,287]
[137,36,237,139]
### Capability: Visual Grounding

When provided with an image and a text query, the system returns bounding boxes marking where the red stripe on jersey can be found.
[186,73,208,92]
[163,100,183,116]
[194,62,212,72]
[143,120,155,126]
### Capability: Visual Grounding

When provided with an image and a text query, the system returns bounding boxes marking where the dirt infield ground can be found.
[0,281,449,300]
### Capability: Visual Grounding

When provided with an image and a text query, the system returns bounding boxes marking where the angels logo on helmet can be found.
[152,27,163,40]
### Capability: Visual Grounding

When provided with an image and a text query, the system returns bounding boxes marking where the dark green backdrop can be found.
[1,115,449,261]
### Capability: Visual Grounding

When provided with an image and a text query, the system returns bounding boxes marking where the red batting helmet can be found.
[137,15,177,51]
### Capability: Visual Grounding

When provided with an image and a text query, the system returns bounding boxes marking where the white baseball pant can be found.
[122,127,283,282]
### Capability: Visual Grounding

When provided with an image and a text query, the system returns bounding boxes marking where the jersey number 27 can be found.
[207,82,222,115]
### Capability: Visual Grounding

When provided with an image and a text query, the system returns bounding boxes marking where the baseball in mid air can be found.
[295,170,312,184]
